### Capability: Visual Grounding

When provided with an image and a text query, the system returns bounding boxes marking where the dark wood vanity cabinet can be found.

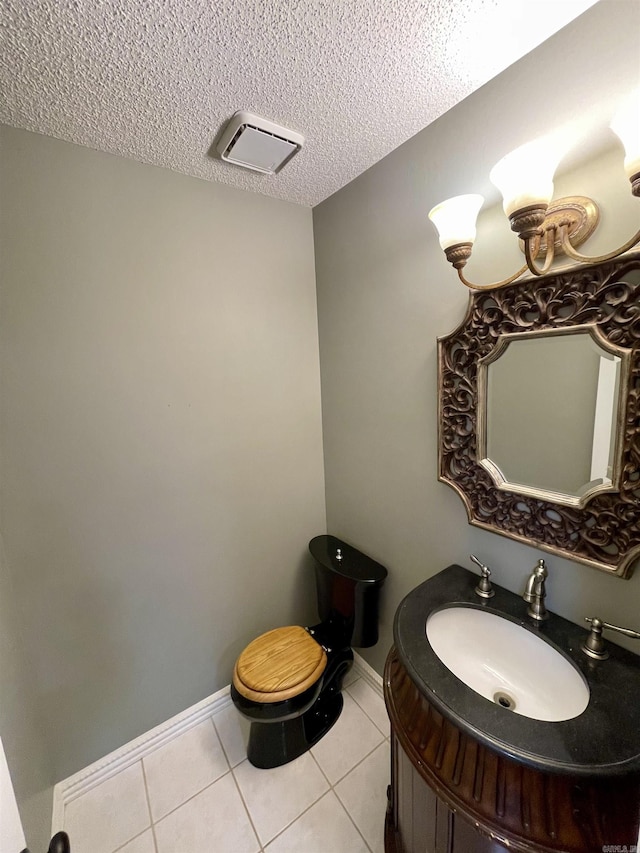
[387,734,509,853]
[384,648,640,853]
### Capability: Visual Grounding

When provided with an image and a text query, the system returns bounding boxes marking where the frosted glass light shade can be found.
[490,137,563,217]
[610,93,640,180]
[428,194,484,250]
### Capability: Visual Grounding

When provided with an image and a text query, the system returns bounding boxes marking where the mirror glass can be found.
[481,329,623,503]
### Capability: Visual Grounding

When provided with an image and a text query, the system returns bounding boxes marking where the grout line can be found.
[140,759,159,853]
[104,760,153,853]
[330,739,387,853]
[262,789,335,850]
[149,767,233,827]
[328,738,388,788]
[208,715,232,774]
[112,826,155,853]
[346,682,389,737]
[309,749,332,788]
[211,709,240,770]
[342,672,361,690]
[143,766,263,852]
[235,750,335,849]
[139,718,233,830]
[229,763,264,852]
[308,735,384,852]
[352,653,384,699]
[333,788,375,853]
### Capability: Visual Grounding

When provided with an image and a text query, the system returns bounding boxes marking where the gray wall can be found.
[0,126,326,782]
[0,538,53,850]
[314,0,640,675]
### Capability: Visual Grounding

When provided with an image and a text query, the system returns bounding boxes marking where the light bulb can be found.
[610,92,640,185]
[428,194,484,250]
[490,136,565,218]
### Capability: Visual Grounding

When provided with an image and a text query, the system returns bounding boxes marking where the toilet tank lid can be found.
[308,535,388,584]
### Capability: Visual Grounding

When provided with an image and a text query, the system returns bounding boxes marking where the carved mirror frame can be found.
[437,252,640,578]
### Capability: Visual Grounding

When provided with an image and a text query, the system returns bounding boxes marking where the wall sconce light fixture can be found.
[429,95,640,291]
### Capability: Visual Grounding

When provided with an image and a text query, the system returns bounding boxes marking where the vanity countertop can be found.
[393,564,640,777]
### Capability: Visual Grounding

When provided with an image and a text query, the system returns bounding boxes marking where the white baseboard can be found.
[51,686,231,832]
[51,653,384,833]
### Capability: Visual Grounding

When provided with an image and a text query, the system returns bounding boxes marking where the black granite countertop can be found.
[393,564,640,778]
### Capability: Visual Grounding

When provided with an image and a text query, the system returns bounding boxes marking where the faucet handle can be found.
[470,554,495,599]
[582,616,640,660]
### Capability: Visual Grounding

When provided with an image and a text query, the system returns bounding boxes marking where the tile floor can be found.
[62,670,390,853]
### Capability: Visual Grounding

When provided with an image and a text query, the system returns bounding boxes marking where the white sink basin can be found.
[426,607,589,722]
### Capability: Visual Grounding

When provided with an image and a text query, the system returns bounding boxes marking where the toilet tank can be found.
[308,535,388,648]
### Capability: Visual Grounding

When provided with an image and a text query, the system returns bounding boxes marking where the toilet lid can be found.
[233,626,327,703]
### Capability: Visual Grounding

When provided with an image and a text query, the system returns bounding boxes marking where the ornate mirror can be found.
[478,326,629,508]
[438,253,640,577]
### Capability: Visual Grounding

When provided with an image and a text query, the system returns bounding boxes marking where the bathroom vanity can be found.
[383,565,640,852]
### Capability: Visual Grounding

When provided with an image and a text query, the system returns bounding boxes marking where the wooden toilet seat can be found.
[233,625,327,703]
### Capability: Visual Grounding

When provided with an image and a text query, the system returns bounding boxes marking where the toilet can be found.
[231,534,388,768]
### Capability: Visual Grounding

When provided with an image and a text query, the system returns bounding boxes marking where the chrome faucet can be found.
[522,559,549,621]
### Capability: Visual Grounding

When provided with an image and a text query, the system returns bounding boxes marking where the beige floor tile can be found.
[115,829,156,853]
[154,773,259,853]
[64,762,150,853]
[335,740,390,853]
[347,678,389,735]
[311,692,384,784]
[265,792,369,853]
[342,667,360,689]
[233,750,329,846]
[143,718,228,821]
[213,702,250,767]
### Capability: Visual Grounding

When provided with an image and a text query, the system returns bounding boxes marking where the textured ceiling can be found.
[1,0,598,207]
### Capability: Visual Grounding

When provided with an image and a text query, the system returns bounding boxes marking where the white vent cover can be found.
[217,111,304,175]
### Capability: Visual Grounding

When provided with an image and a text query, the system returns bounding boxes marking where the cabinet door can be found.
[391,733,512,853]
[436,792,511,853]
[450,811,511,853]
[392,734,437,853]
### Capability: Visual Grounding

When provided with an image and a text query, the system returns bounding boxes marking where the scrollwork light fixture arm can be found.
[436,195,639,291]
[454,230,554,290]
[456,261,530,292]
[524,229,556,277]
[429,95,640,291]
[559,222,640,266]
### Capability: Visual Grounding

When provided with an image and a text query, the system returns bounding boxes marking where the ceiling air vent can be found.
[217,111,304,175]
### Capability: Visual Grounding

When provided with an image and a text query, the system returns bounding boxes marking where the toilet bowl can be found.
[230,535,388,768]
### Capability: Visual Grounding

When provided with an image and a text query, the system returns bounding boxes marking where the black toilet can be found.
[230,534,388,768]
